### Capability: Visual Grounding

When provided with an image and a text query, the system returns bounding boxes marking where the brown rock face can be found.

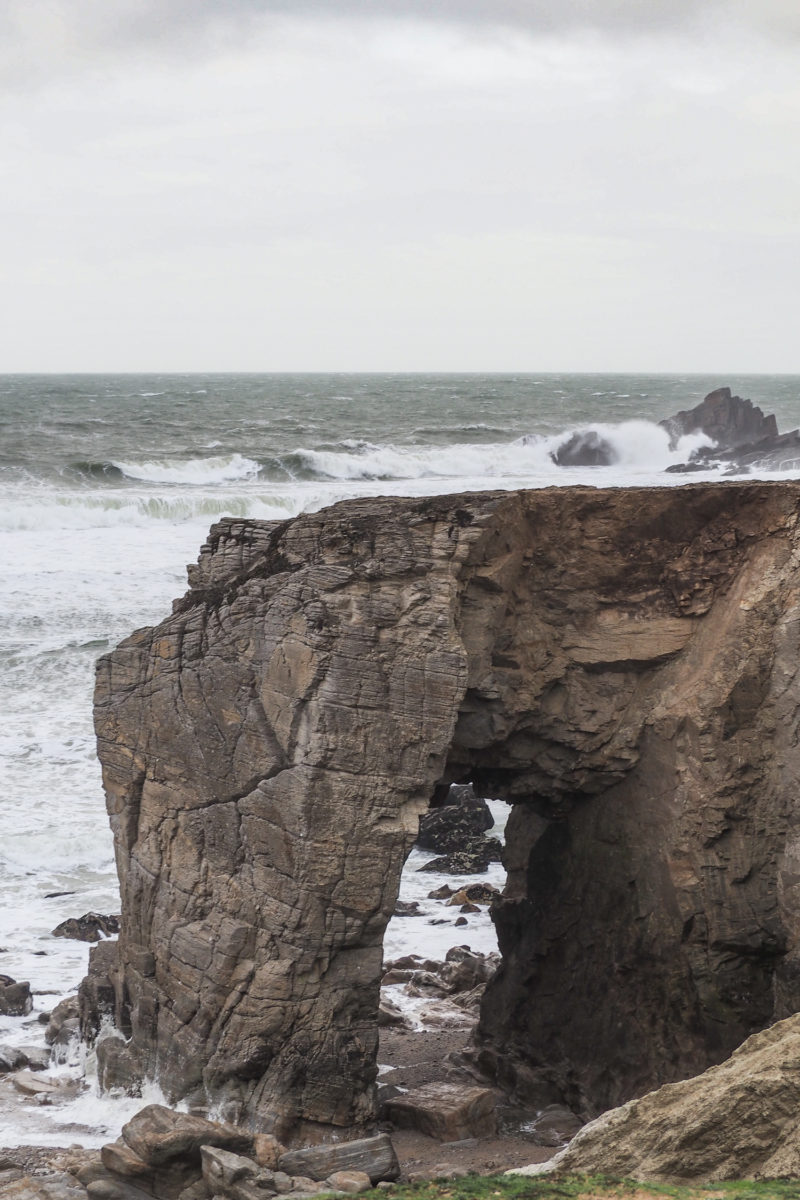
[91,483,800,1134]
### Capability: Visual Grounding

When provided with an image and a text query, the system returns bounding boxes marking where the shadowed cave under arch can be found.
[85,482,800,1141]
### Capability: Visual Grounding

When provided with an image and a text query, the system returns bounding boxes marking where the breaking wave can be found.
[68,453,261,485]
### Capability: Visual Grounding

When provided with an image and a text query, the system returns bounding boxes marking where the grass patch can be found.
[377,1174,800,1200]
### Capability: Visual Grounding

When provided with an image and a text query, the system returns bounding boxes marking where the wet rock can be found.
[660,386,779,448]
[277,1135,400,1184]
[52,913,120,943]
[12,1070,62,1097]
[50,1018,81,1052]
[446,883,500,906]
[96,1035,143,1095]
[379,969,412,986]
[378,998,411,1029]
[416,838,502,874]
[0,979,33,1016]
[661,387,800,475]
[0,1045,29,1072]
[384,1082,497,1140]
[391,901,420,917]
[78,940,120,1042]
[440,948,498,993]
[416,795,493,854]
[17,1045,52,1071]
[550,431,617,467]
[454,917,468,927]
[45,996,81,1045]
[426,885,454,900]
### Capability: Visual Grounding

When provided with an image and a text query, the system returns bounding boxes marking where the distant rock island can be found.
[83,477,800,1176]
[551,385,800,472]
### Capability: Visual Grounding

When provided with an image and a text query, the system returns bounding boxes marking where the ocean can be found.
[1,371,798,1147]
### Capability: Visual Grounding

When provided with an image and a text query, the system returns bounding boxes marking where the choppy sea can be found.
[1,372,798,1147]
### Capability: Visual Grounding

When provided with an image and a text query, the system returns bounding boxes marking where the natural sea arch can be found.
[87,483,800,1138]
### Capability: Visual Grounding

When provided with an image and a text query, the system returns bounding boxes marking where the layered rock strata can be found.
[90,483,800,1134]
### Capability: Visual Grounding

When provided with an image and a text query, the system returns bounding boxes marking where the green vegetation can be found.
[378,1174,800,1200]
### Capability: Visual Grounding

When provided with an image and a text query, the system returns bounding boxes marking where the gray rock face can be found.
[89,484,800,1133]
[660,386,779,448]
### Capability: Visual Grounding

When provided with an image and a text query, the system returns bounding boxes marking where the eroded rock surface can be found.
[512,1012,800,1182]
[90,483,800,1133]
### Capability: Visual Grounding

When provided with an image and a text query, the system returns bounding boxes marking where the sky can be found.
[1,1,798,372]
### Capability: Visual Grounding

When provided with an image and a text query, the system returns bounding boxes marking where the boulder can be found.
[446,883,499,906]
[200,1145,269,1199]
[0,979,32,1016]
[16,1045,52,1071]
[510,1011,800,1183]
[325,1171,371,1193]
[52,913,120,942]
[439,948,498,993]
[277,1135,400,1184]
[416,795,493,853]
[45,996,81,1046]
[384,1082,497,1140]
[12,1070,61,1097]
[550,430,617,467]
[525,1104,583,1147]
[119,1104,253,1168]
[417,838,503,874]
[100,1140,152,1179]
[0,1045,29,1073]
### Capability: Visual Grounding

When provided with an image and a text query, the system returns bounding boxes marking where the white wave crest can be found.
[110,453,260,484]
[293,420,718,482]
[0,492,296,532]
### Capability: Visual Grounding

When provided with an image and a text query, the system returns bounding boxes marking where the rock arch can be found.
[88,483,800,1138]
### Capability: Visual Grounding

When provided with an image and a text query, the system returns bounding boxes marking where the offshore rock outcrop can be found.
[89,483,800,1136]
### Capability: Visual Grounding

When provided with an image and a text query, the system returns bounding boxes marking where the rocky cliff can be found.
[89,482,800,1136]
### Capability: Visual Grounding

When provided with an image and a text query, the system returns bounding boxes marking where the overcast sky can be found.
[1,1,798,372]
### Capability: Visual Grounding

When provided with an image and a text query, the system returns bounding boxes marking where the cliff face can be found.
[91,483,800,1134]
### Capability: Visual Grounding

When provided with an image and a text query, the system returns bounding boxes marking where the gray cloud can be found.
[4,0,800,68]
